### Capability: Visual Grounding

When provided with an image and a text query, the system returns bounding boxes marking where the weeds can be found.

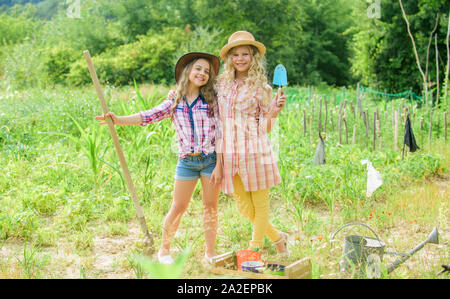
[0,84,447,278]
[16,245,50,279]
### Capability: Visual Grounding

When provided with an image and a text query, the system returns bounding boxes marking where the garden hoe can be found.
[83,50,154,256]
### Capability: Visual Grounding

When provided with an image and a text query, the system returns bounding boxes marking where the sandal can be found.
[204,253,218,265]
[157,250,174,265]
[275,232,290,257]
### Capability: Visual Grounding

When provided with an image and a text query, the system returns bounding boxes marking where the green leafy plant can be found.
[132,247,192,279]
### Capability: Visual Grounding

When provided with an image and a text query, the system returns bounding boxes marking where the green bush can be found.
[2,38,45,88]
[44,45,78,84]
[173,26,224,65]
[0,13,39,46]
[66,27,188,86]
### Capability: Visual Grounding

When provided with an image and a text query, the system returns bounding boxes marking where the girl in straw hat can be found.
[95,52,223,264]
[216,31,288,255]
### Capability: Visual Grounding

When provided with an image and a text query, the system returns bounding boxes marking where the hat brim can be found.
[175,52,220,83]
[219,40,266,61]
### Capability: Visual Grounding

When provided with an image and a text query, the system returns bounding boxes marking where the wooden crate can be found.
[206,251,312,279]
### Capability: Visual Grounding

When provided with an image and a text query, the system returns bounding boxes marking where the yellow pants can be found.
[232,174,281,249]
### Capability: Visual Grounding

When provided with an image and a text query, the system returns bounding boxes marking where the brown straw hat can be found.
[219,31,266,61]
[174,52,220,83]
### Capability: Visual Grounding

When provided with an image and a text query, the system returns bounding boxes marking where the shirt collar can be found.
[198,92,207,104]
[184,92,206,108]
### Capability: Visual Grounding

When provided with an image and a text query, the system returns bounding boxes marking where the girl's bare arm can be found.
[95,112,143,126]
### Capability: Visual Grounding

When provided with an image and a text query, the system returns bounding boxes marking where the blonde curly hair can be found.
[217,45,270,104]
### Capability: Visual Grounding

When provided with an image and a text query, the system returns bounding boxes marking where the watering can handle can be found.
[331,222,382,242]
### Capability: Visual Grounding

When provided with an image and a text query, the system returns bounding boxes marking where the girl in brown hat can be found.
[216,31,289,256]
[95,52,223,264]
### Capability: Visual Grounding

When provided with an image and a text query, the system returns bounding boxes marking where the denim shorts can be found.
[175,152,217,181]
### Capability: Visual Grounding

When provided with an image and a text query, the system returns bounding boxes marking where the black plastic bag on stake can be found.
[403,114,419,152]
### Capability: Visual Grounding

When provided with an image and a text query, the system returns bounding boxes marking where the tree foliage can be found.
[350,0,449,94]
[0,0,448,94]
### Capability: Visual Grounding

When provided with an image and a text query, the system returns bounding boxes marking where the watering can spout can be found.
[387,227,439,274]
[428,227,439,244]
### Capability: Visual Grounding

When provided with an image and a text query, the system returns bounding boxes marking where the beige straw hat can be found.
[219,31,266,61]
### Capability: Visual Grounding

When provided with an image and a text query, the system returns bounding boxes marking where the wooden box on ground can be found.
[207,251,312,279]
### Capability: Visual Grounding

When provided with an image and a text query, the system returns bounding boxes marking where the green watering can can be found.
[332,222,439,278]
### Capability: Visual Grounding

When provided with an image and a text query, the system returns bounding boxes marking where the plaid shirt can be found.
[140,93,221,159]
[217,79,281,194]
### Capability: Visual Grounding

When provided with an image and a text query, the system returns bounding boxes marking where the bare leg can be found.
[159,179,198,256]
[200,176,220,258]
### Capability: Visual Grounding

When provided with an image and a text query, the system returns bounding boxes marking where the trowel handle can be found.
[276,87,282,107]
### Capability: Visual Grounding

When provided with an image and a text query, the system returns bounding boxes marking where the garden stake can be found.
[83,50,154,255]
[394,111,399,151]
[444,112,447,143]
[318,97,323,133]
[303,109,307,137]
[392,104,395,133]
[429,110,433,150]
[338,107,342,145]
[344,118,348,144]
[324,97,328,133]
[377,119,382,150]
[312,98,315,123]
[366,108,370,132]
[373,111,376,151]
[357,82,360,101]
[331,108,334,132]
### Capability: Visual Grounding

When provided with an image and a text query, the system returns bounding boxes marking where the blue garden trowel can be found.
[273,64,287,107]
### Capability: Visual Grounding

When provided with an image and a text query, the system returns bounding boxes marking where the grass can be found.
[0,83,448,279]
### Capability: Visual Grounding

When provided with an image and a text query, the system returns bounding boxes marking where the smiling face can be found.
[230,46,252,75]
[188,58,211,88]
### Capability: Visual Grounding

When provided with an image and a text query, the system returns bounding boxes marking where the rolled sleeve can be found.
[140,99,173,126]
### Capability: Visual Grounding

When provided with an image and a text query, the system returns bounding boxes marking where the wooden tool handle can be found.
[276,87,282,107]
[83,50,151,238]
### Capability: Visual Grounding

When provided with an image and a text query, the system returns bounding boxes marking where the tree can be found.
[350,0,449,96]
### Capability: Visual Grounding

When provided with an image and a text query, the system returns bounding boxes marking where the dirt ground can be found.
[1,175,448,279]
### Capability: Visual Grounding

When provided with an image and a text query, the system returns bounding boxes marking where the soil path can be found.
[1,175,448,278]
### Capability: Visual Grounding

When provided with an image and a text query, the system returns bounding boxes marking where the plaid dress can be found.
[217,79,281,194]
[140,93,221,159]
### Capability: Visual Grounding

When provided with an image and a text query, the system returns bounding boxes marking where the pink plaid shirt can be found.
[140,94,221,159]
[217,79,281,194]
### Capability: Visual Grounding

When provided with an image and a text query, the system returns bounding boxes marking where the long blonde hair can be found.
[171,58,217,117]
[217,45,269,103]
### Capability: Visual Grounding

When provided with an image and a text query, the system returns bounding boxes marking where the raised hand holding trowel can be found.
[273,64,287,108]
